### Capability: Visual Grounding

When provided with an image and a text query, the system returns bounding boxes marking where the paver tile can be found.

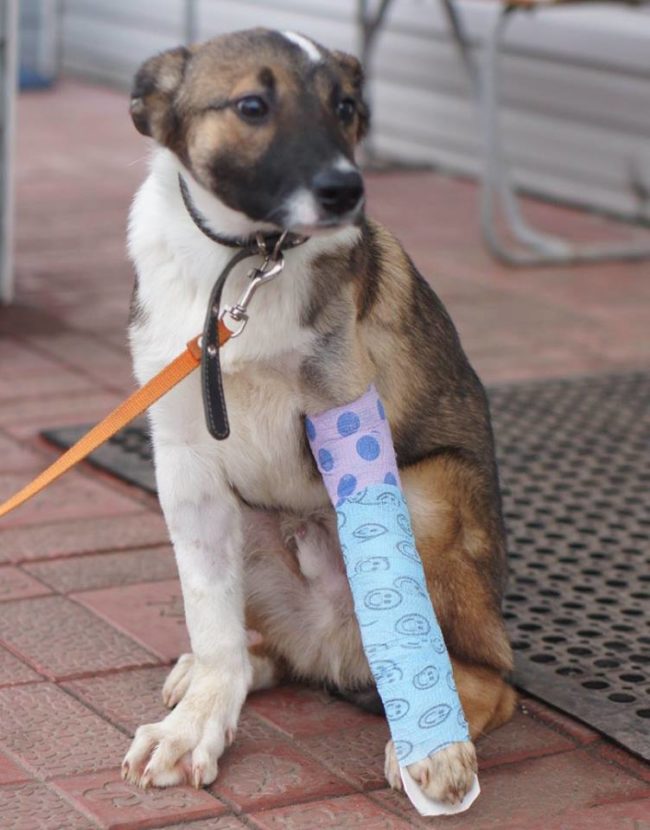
[24,546,176,593]
[524,797,650,830]
[247,684,381,738]
[0,595,158,679]
[0,780,95,829]
[237,709,288,744]
[66,666,302,745]
[0,753,31,785]
[374,748,650,830]
[52,769,226,830]
[369,788,433,828]
[0,432,51,472]
[65,666,170,734]
[0,566,50,601]
[589,741,650,784]
[0,390,123,438]
[0,368,94,402]
[210,738,353,812]
[249,792,414,829]
[521,698,600,745]
[0,511,169,564]
[477,704,576,768]
[0,469,141,528]
[0,683,127,778]
[29,331,129,375]
[298,718,389,791]
[73,579,189,661]
[164,817,248,830]
[0,644,43,687]
[0,339,69,378]
[0,339,92,401]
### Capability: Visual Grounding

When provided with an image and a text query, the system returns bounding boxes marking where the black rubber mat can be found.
[44,420,157,495]
[42,370,650,760]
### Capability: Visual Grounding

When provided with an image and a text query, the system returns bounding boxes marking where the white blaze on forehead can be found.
[282,31,322,63]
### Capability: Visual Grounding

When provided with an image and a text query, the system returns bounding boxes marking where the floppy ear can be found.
[332,50,370,142]
[129,46,191,143]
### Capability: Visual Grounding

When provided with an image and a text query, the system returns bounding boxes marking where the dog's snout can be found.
[313,169,364,216]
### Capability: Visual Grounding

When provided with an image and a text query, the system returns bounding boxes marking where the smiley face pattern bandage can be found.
[306,386,470,769]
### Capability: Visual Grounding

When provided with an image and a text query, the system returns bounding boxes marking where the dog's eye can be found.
[235,95,269,122]
[337,98,356,125]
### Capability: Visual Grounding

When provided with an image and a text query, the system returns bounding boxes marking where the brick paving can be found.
[0,79,648,828]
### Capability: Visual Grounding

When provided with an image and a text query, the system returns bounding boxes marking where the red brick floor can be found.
[0,80,648,828]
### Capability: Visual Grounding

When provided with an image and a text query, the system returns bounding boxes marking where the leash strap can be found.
[200,247,256,440]
[0,324,230,520]
[0,176,306,518]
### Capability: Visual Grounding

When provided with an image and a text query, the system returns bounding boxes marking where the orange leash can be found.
[0,323,231,520]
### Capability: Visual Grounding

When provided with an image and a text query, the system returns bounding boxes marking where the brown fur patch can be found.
[402,454,512,673]
[451,658,517,738]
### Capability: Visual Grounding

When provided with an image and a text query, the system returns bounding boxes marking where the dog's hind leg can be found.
[243,510,373,692]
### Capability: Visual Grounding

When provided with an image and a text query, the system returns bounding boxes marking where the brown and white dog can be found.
[123,28,516,803]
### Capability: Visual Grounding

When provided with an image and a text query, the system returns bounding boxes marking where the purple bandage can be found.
[306,385,400,504]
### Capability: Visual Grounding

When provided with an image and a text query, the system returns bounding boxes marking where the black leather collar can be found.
[178,174,307,253]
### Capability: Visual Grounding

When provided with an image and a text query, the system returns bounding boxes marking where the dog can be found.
[123,28,516,803]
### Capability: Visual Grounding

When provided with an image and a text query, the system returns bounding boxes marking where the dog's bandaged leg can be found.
[306,386,479,815]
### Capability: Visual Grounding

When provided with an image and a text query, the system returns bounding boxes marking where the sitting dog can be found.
[123,28,515,803]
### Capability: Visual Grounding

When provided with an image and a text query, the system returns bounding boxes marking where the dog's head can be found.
[130,28,368,235]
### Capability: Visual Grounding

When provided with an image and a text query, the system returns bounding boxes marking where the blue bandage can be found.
[306,386,470,768]
[336,485,469,765]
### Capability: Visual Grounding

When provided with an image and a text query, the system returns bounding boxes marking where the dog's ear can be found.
[130,46,191,142]
[332,51,370,143]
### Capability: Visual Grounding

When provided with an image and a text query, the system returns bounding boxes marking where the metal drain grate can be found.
[42,371,650,759]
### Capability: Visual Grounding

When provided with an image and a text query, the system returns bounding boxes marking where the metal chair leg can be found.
[477,5,650,265]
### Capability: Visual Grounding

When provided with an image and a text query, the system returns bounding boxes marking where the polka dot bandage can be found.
[306,386,470,768]
[305,385,400,505]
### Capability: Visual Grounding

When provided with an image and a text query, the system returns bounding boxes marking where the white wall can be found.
[59,0,650,219]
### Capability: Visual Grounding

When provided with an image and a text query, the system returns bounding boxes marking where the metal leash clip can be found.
[218,232,288,337]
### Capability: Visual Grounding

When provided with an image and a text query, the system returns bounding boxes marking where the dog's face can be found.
[130,28,368,234]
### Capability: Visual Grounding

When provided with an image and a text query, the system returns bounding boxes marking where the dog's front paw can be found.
[384,739,477,805]
[123,657,249,789]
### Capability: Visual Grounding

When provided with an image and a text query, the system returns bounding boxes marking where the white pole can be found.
[0,0,17,305]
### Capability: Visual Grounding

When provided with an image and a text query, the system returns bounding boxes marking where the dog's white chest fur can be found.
[128,150,357,511]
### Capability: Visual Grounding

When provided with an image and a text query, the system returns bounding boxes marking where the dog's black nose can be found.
[313,169,364,216]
